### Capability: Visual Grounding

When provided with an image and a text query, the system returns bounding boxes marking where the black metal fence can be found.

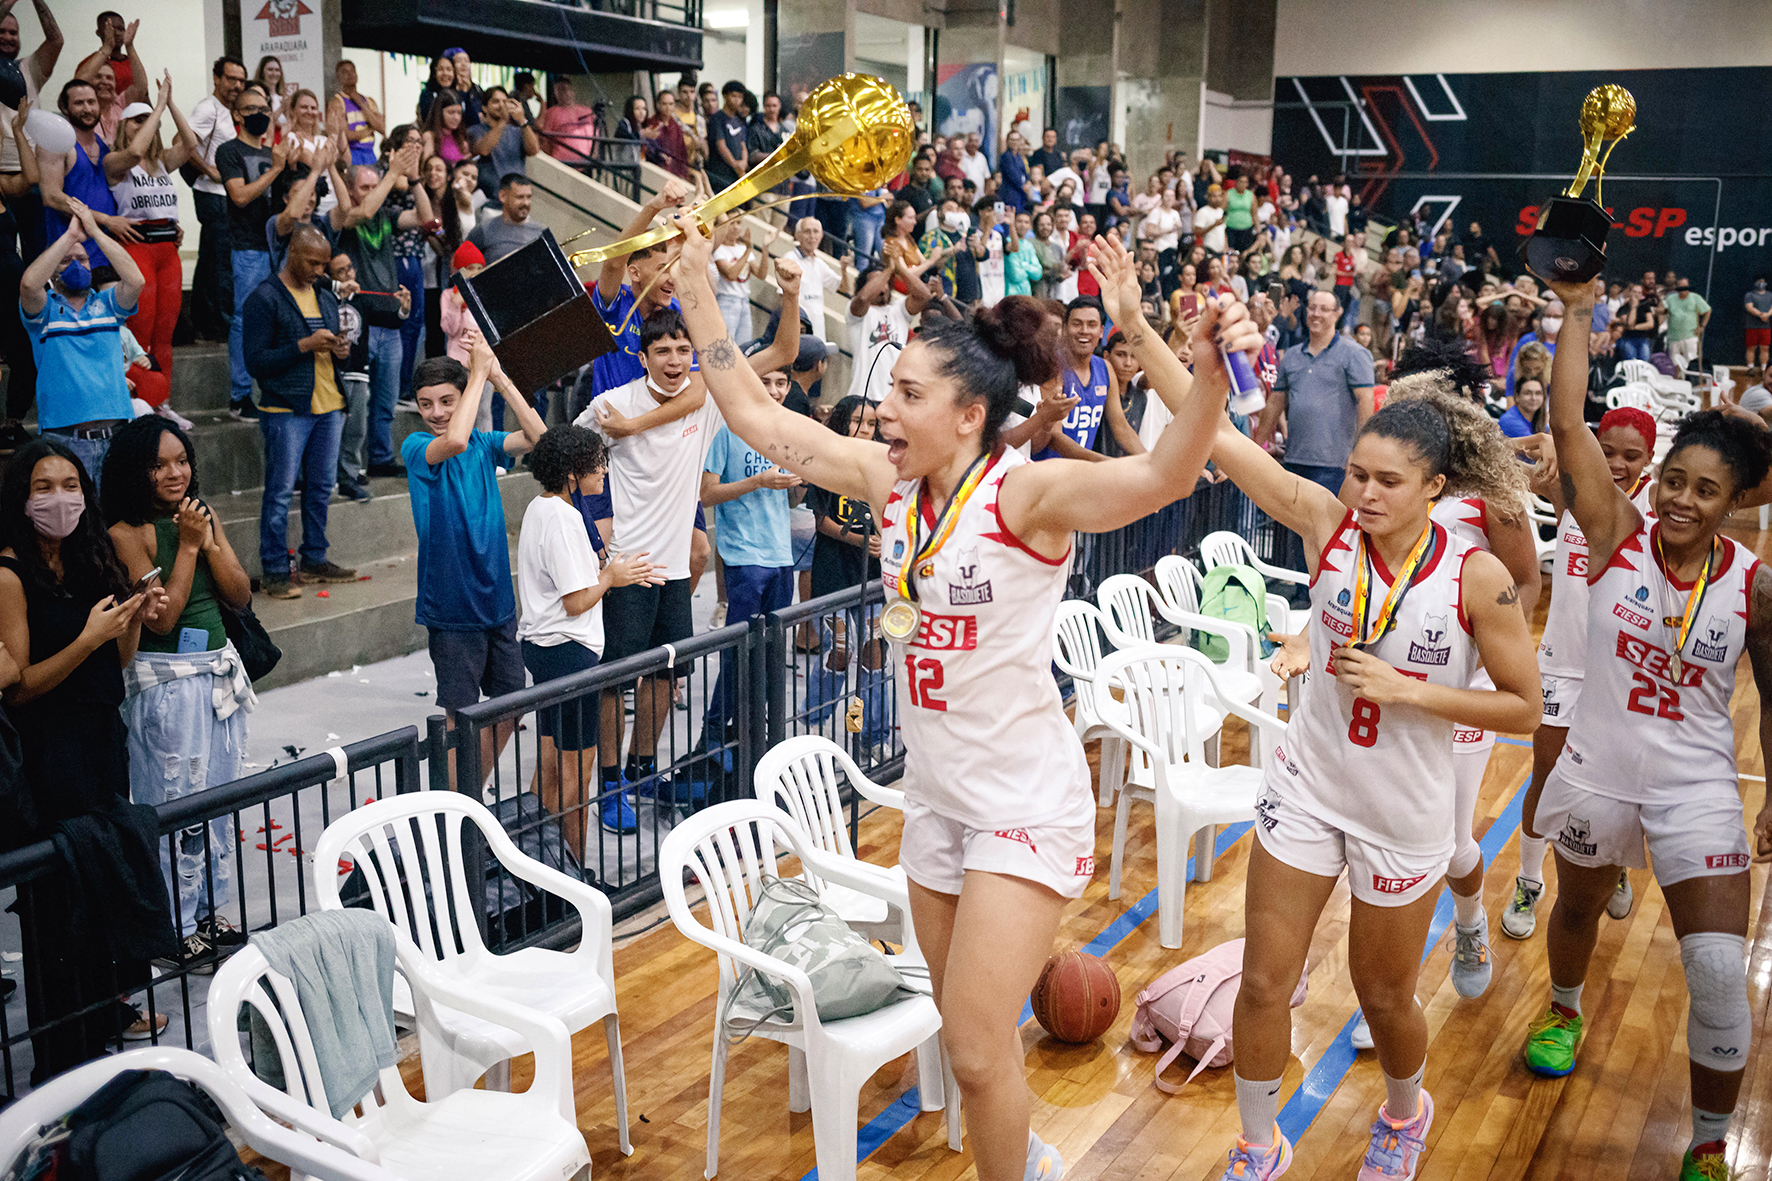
[0,474,1281,1101]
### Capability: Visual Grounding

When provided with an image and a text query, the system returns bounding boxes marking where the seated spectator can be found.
[241,223,357,598]
[119,322,171,421]
[466,172,542,264]
[101,417,254,957]
[437,241,493,431]
[517,424,663,856]
[19,198,145,494]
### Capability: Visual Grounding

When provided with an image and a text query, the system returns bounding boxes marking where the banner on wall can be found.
[937,63,997,165]
[1273,66,1772,363]
[248,0,328,99]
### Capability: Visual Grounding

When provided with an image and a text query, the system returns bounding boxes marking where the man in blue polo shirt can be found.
[19,197,145,493]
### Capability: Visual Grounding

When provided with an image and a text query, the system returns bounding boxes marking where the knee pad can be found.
[1447,838,1482,880]
[1680,932,1750,1072]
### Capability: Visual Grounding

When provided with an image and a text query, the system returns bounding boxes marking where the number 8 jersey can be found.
[878,447,1093,829]
[1558,521,1758,803]
[1271,509,1480,858]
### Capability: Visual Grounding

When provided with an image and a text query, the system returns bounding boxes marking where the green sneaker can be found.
[1523,1005,1583,1077]
[1679,1142,1732,1180]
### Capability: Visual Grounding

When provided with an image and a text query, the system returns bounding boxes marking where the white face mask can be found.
[647,373,689,399]
[942,210,969,233]
[1541,317,1563,335]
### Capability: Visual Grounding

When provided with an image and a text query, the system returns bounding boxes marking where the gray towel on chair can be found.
[250,909,399,1118]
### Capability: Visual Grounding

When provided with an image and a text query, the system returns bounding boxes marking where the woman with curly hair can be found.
[1205,343,1541,1179]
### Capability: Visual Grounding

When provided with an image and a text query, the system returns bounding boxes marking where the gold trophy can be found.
[1521,84,1636,284]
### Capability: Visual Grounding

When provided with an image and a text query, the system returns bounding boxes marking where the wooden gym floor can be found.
[255,523,1772,1181]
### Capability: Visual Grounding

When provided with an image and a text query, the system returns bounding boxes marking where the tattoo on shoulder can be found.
[1495,583,1520,608]
[1751,565,1772,636]
[702,337,738,371]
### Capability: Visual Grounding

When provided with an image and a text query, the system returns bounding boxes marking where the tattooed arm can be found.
[1747,564,1772,862]
[1547,278,1640,568]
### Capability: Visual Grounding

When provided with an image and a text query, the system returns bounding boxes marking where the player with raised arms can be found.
[1206,364,1542,1179]
[1526,279,1772,1181]
[667,214,1257,1181]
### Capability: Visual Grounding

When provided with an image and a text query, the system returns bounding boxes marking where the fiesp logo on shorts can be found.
[994,828,1037,853]
[913,612,978,651]
[1707,853,1750,869]
[1371,872,1428,895]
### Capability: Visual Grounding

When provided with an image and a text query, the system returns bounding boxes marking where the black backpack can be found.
[55,1069,266,1181]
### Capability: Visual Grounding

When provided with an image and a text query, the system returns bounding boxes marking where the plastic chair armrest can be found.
[1148,599,1254,670]
[1253,557,1311,587]
[691,926,825,1033]
[473,834,616,976]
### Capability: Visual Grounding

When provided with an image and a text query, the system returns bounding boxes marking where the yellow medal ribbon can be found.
[1654,527,1718,675]
[897,452,994,604]
[1350,521,1436,648]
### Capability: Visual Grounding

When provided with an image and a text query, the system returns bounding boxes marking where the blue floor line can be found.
[800,816,1257,1180]
[1275,774,1529,1143]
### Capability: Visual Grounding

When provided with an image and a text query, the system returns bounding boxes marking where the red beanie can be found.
[1598,406,1656,451]
[452,241,485,270]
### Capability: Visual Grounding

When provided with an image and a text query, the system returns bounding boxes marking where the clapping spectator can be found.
[468,86,539,203]
[40,76,134,273]
[218,84,288,418]
[539,78,598,164]
[251,55,293,134]
[330,59,383,167]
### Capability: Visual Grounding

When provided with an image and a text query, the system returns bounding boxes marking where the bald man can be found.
[788,216,844,341]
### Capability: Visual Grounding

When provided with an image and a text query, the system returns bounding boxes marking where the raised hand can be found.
[174,497,212,549]
[1188,294,1263,389]
[773,252,802,295]
[668,209,714,276]
[1085,232,1140,324]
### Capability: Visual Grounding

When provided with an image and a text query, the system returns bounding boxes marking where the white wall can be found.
[1275,0,1772,77]
[1202,88,1271,156]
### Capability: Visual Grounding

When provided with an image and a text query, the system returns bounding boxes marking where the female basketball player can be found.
[1501,405,1656,940]
[1208,372,1542,1180]
[669,218,1258,1181]
[1529,282,1772,1181]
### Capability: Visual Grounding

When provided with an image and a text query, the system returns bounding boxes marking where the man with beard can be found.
[38,78,133,273]
[0,0,63,118]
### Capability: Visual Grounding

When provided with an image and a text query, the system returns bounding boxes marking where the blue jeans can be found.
[702,564,794,744]
[396,255,426,396]
[39,431,112,500]
[801,601,891,746]
[1618,336,1652,363]
[365,325,404,467]
[848,203,884,269]
[259,409,344,574]
[229,250,273,403]
[1279,461,1347,602]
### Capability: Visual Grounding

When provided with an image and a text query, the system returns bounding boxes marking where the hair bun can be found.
[974,296,1060,387]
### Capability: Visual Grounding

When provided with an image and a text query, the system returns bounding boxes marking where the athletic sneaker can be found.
[1607,869,1633,920]
[1351,1014,1374,1050]
[1450,912,1493,998]
[1679,1141,1730,1180]
[1357,1091,1433,1180]
[1501,876,1543,939]
[1523,1005,1583,1077]
[1025,1131,1065,1180]
[1215,1127,1292,1180]
[600,792,639,834]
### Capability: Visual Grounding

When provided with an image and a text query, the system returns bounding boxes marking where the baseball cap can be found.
[119,101,153,121]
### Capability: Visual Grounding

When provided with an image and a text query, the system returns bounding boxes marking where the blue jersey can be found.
[587,282,688,398]
[1032,354,1111,461]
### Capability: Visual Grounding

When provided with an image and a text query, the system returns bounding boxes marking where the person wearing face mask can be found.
[1745,278,1772,370]
[0,435,170,1066]
[19,196,146,494]
[1504,300,1561,403]
[217,83,289,419]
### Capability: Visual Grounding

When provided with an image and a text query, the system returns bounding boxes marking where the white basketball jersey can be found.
[1269,510,1480,856]
[878,448,1093,830]
[1430,497,1498,750]
[1538,479,1656,680]
[1558,522,1758,804]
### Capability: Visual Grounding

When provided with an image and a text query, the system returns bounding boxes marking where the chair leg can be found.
[483,1057,511,1092]
[606,1013,633,1155]
[788,1045,811,1113]
[1192,824,1215,883]
[1205,731,1220,769]
[1156,813,1188,951]
[916,1034,945,1111]
[1109,787,1134,901]
[1097,735,1125,807]
[705,1034,729,1179]
[942,1040,963,1151]
[805,1055,865,1181]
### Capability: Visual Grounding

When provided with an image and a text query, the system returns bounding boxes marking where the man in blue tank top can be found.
[1032,295,1137,461]
[39,79,126,272]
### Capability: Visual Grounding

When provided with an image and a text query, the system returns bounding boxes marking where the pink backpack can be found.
[1129,938,1309,1093]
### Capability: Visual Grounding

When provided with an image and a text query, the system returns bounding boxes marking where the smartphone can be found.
[132,566,162,594]
[1179,293,1201,318]
[993,201,1007,216]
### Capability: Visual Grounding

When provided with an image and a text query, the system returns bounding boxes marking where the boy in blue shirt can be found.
[403,331,546,787]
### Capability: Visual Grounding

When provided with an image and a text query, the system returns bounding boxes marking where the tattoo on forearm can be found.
[766,441,815,468]
[702,337,738,371]
[1496,584,1520,608]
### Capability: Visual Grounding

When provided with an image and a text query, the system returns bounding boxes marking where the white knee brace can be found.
[1680,932,1750,1072]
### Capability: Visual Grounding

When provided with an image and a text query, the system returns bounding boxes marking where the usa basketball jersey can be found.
[1558,522,1758,804]
[1431,497,1498,754]
[1538,479,1656,680]
[1033,355,1110,461]
[1269,510,1480,856]
[878,448,1092,828]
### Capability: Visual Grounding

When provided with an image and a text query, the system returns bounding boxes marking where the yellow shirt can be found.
[288,284,343,415]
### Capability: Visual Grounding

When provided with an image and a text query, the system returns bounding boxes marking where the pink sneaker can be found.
[1216,1127,1292,1180]
[1358,1090,1434,1180]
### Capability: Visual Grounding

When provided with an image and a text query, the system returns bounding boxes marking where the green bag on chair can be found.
[1193,563,1275,662]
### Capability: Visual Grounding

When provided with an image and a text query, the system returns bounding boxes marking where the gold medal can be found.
[1654,527,1716,686]
[1669,652,1684,682]
[887,451,996,645]
[880,596,921,643]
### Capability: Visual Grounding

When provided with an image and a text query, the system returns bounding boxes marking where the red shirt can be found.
[1068,233,1100,297]
[1334,251,1357,287]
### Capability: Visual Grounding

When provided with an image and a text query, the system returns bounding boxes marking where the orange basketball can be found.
[1030,951,1121,1043]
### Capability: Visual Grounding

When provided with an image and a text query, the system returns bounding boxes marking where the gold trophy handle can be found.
[1563,126,1606,200]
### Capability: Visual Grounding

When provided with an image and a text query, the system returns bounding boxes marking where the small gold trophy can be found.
[1522,84,1636,283]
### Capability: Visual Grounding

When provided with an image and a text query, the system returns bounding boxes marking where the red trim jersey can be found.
[877,448,1092,828]
[1430,497,1496,748]
[1537,481,1656,679]
[1268,510,1480,856]
[1557,522,1758,804]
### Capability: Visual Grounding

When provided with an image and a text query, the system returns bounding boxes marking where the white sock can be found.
[1383,1060,1425,1124]
[1551,982,1583,1014]
[1690,1107,1731,1152]
[1453,885,1483,927]
[1234,1071,1283,1147]
[1518,834,1548,885]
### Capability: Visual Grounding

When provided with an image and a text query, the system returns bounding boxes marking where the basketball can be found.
[1030,951,1122,1043]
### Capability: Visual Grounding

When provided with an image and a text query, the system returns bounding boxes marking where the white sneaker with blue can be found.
[1450,911,1493,998]
[1352,1013,1374,1050]
[1025,1130,1064,1180]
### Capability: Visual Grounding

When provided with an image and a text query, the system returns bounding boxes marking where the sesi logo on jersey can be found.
[1615,632,1707,686]
[994,828,1037,853]
[1566,551,1587,578]
[913,612,979,651]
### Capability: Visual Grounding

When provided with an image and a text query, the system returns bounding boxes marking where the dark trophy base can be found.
[1520,196,1611,284]
[451,229,616,398]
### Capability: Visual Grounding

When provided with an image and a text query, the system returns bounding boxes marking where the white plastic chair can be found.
[1712,364,1735,405]
[1620,356,1696,405]
[1052,599,1130,807]
[660,799,960,1181]
[1527,493,1561,571]
[1094,648,1284,950]
[1096,573,1262,719]
[1605,382,1653,412]
[207,922,591,1181]
[312,792,629,1154]
[0,1047,402,1181]
[1196,531,1312,632]
[1154,554,1285,718]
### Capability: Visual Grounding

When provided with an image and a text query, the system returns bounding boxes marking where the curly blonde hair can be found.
[1369,372,1531,521]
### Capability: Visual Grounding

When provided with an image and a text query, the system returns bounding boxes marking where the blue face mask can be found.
[59,259,91,292]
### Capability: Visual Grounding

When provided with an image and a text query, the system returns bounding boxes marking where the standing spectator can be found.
[518,424,662,855]
[241,224,355,599]
[466,172,542,264]
[957,131,991,192]
[539,77,598,164]
[1323,176,1348,239]
[73,20,144,145]
[1193,183,1226,254]
[217,85,288,419]
[468,86,539,203]
[73,10,133,98]
[787,215,842,341]
[746,89,786,170]
[1256,289,1376,599]
[1223,172,1256,251]
[1746,278,1772,370]
[897,152,940,216]
[846,257,931,404]
[20,198,144,491]
[101,416,253,953]
[422,88,472,164]
[704,79,749,193]
[999,130,1034,213]
[187,56,242,343]
[106,74,198,384]
[39,79,130,270]
[1028,126,1064,177]
[0,0,63,133]
[324,248,375,501]
[709,216,764,341]
[329,58,383,168]
[1663,276,1710,372]
[510,72,540,122]
[1002,217,1042,298]
[416,54,455,123]
[1030,209,1067,301]
[1140,188,1183,294]
[0,99,39,454]
[379,123,428,397]
[642,87,691,178]
[973,201,1007,307]
[250,55,292,136]
[447,48,485,127]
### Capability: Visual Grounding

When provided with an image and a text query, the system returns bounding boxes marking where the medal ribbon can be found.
[897,452,994,603]
[1351,522,1436,647]
[1654,527,1718,665]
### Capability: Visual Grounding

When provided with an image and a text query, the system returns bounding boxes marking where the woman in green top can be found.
[102,417,255,960]
[1224,172,1257,252]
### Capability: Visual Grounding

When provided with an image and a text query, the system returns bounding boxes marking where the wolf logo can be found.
[1558,815,1598,857]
